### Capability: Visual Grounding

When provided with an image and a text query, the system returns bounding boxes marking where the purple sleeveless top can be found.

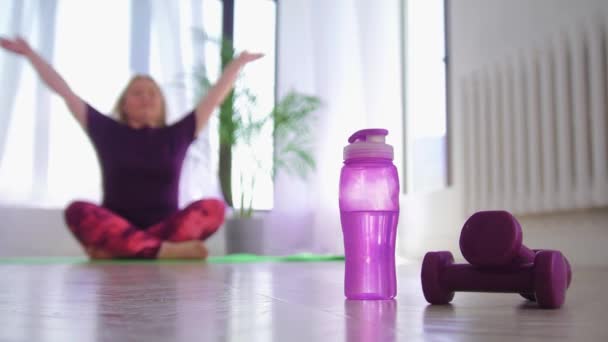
[86,104,195,228]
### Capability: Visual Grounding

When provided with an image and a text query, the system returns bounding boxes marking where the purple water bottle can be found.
[340,128,400,300]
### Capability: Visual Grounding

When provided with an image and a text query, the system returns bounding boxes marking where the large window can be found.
[402,0,449,193]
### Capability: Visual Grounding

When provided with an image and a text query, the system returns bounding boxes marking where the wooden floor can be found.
[0,260,606,341]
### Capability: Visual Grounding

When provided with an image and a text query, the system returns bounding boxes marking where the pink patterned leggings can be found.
[64,199,225,259]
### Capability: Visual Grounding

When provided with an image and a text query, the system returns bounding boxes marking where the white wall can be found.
[416,0,608,266]
[0,206,81,257]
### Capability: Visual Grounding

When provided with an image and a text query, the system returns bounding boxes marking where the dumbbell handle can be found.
[461,244,572,296]
[512,245,536,265]
[442,263,535,293]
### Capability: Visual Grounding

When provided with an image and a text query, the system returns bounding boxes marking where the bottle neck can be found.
[344,157,393,164]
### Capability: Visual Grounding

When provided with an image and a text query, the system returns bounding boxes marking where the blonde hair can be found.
[112,75,167,127]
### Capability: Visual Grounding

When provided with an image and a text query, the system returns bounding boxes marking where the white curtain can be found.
[269,0,404,254]
[0,0,222,209]
[0,0,27,165]
[0,0,57,205]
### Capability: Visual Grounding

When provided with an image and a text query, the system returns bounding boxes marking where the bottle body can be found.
[340,158,400,299]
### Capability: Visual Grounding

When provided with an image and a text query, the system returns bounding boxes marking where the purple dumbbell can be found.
[459,210,572,301]
[459,211,535,266]
[421,250,569,309]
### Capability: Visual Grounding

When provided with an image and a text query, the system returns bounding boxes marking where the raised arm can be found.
[194,51,263,136]
[0,36,86,128]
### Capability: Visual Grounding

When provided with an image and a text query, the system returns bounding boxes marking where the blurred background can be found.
[0,0,606,265]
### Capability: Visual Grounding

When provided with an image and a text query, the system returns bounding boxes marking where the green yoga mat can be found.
[0,253,344,265]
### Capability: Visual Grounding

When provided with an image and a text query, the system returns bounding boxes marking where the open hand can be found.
[237,51,264,64]
[0,36,32,56]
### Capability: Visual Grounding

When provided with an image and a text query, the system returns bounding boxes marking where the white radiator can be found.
[461,20,608,215]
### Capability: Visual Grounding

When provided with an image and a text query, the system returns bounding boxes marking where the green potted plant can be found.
[193,37,321,254]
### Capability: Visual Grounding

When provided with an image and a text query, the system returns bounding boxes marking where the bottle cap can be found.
[344,128,394,160]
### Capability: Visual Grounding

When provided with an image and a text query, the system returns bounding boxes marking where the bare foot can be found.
[157,240,208,260]
[85,247,114,260]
